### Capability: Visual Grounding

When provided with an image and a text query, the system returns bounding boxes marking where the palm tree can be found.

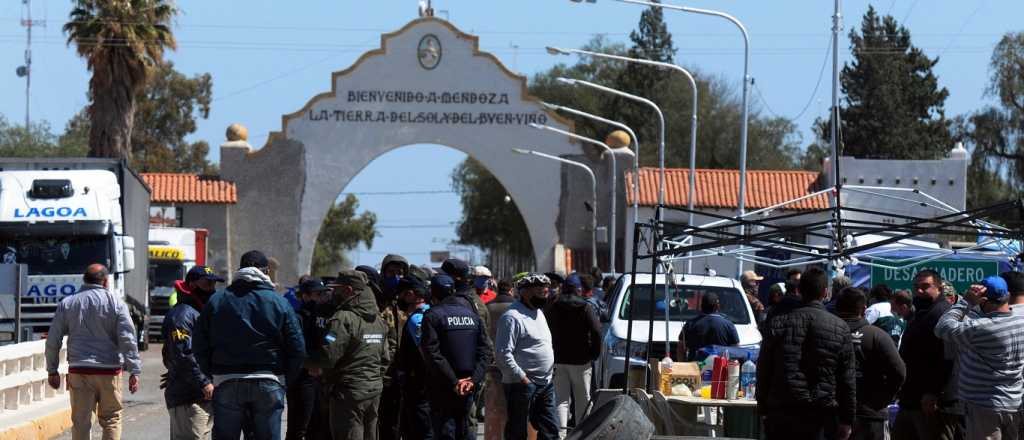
[64,0,177,159]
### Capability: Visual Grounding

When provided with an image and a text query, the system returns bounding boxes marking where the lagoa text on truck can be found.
[12,207,88,218]
[25,283,78,297]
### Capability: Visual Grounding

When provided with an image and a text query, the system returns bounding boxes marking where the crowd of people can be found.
[43,251,610,440]
[728,267,1024,440]
[40,248,1024,440]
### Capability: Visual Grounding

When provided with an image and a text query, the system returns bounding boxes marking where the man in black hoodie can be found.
[545,273,602,438]
[836,287,906,440]
[892,269,955,440]
[757,267,856,440]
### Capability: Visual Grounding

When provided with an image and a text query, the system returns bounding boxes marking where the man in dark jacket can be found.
[545,273,602,437]
[677,292,740,361]
[316,270,389,440]
[442,258,493,428]
[287,276,334,440]
[193,250,306,440]
[757,267,856,440]
[421,274,493,440]
[836,287,906,440]
[395,276,434,440]
[374,255,409,440]
[162,265,223,440]
[892,270,955,440]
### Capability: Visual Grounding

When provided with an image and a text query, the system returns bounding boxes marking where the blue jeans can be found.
[213,379,286,440]
[504,381,559,440]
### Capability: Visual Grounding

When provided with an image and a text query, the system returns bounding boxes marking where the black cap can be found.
[185,265,225,283]
[441,258,470,278]
[355,265,381,286]
[431,274,456,298]
[298,278,328,294]
[240,250,269,269]
[545,272,565,286]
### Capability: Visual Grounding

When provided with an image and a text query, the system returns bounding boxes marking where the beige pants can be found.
[169,401,213,440]
[68,373,123,440]
[966,403,1020,440]
[554,363,592,438]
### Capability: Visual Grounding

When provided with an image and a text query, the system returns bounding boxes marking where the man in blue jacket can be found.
[421,274,493,440]
[162,265,224,440]
[193,250,306,440]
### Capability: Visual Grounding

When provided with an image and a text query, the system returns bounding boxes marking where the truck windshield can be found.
[619,284,751,325]
[150,261,184,288]
[0,237,110,276]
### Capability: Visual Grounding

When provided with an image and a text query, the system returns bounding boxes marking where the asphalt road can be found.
[54,343,188,440]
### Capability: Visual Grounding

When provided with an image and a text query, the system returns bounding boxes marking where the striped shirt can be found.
[935,300,1024,410]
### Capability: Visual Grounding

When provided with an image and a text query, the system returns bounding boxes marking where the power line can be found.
[938,1,987,59]
[342,190,455,196]
[753,34,833,122]
[376,224,456,229]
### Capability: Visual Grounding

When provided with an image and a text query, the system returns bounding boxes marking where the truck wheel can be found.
[567,395,654,440]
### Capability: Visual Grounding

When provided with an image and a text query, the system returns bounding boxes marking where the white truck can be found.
[0,159,150,349]
[595,273,762,389]
[147,226,208,339]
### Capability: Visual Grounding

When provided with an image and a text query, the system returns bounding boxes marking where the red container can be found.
[710,355,728,399]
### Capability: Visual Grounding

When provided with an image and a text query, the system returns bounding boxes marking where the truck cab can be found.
[147,227,206,339]
[0,171,139,340]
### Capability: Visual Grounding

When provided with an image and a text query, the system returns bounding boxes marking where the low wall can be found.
[0,339,71,440]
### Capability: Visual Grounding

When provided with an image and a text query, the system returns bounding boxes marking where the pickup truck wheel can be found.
[566,395,654,440]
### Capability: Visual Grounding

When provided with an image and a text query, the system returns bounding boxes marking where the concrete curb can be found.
[0,405,72,440]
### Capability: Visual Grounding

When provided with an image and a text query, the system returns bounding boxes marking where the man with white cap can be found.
[740,270,766,324]
[474,266,497,304]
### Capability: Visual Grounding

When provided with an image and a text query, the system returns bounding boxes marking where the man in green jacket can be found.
[318,270,390,440]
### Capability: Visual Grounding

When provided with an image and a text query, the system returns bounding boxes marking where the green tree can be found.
[451,158,534,265]
[69,62,216,173]
[819,6,952,159]
[311,194,377,276]
[64,0,177,160]
[0,115,88,157]
[618,2,676,98]
[969,33,1024,187]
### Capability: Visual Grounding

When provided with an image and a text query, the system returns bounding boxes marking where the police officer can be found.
[319,270,390,440]
[287,276,334,440]
[420,274,493,440]
[395,276,434,440]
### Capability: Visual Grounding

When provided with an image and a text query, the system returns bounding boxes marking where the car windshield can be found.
[618,283,751,325]
[0,236,110,275]
[150,261,184,288]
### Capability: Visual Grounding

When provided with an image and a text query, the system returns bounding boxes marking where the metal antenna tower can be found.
[17,0,44,128]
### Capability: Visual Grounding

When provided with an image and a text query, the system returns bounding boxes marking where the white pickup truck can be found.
[595,273,762,389]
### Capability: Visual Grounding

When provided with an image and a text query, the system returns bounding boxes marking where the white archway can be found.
[220,18,580,283]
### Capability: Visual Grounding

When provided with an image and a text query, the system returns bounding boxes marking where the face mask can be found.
[528,296,548,309]
[474,278,489,290]
[382,276,400,292]
[912,295,935,312]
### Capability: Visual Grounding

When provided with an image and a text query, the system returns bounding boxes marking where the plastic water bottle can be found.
[740,352,757,400]
[701,353,717,385]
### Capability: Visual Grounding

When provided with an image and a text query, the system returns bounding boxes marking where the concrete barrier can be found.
[0,339,71,440]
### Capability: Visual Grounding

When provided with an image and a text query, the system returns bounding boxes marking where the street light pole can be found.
[513,148,599,269]
[548,47,699,273]
[556,78,666,221]
[541,102,640,227]
[607,0,751,278]
[531,123,632,274]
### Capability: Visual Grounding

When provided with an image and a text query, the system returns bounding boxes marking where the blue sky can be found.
[1,0,1019,270]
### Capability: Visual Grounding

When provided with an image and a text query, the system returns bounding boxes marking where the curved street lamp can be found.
[512,148,599,269]
[531,123,633,274]
[548,47,700,273]
[571,0,751,278]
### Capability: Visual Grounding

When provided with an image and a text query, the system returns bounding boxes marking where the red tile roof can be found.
[625,167,828,210]
[142,173,237,204]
